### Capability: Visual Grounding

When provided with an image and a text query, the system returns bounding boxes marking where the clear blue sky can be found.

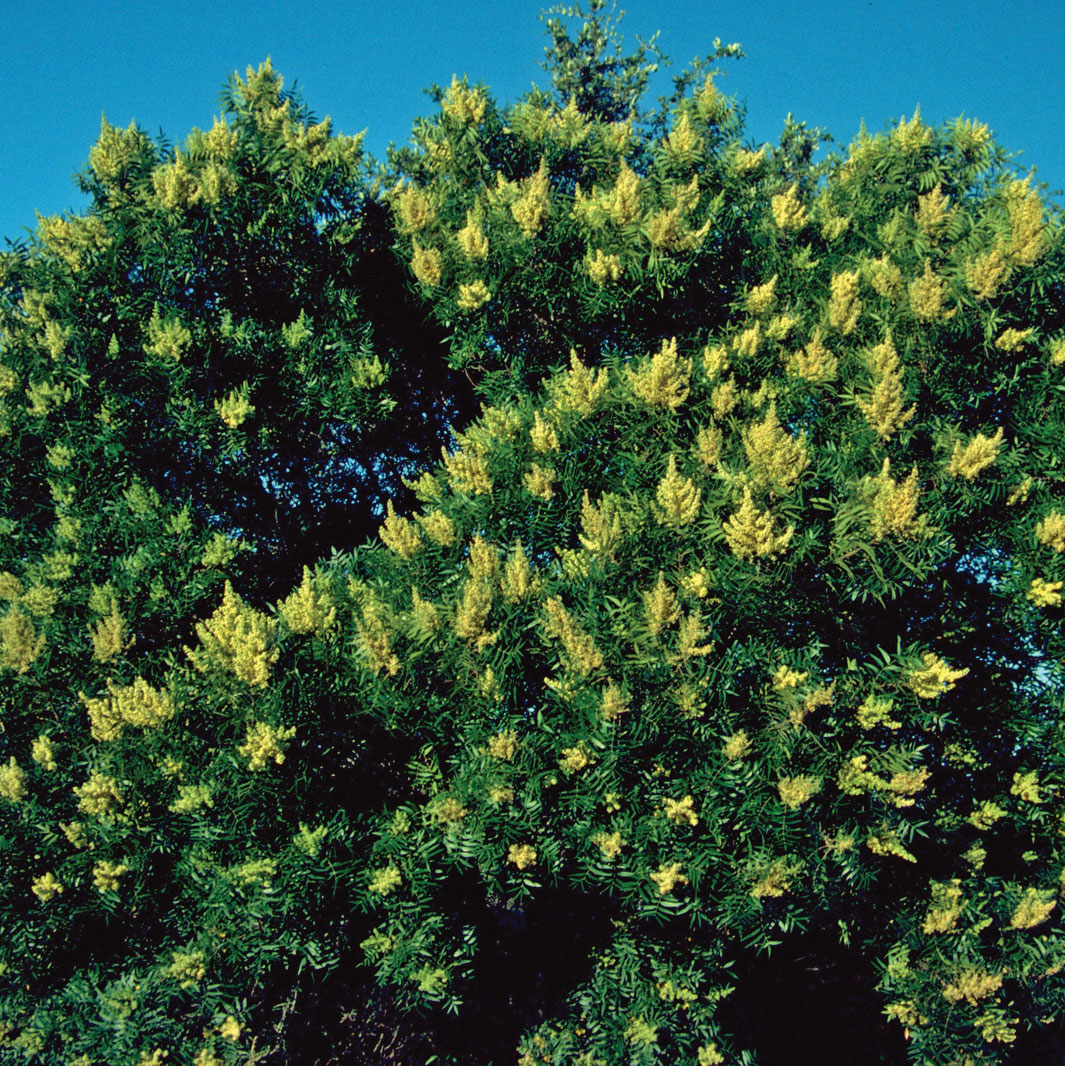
[3,0,1063,244]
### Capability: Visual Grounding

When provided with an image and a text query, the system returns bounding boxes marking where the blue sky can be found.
[3,0,1063,244]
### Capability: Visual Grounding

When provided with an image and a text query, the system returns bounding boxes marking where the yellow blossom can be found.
[866,459,922,540]
[488,785,514,804]
[777,776,821,809]
[184,581,279,688]
[662,794,698,826]
[80,677,175,742]
[1010,888,1056,930]
[785,329,838,383]
[743,402,808,495]
[1005,178,1045,266]
[0,605,46,674]
[393,185,435,233]
[529,410,559,453]
[214,383,255,428]
[31,872,64,901]
[430,795,468,825]
[169,783,214,814]
[866,830,917,863]
[31,735,57,772]
[378,500,423,560]
[144,305,192,361]
[1036,512,1065,552]
[524,462,555,501]
[441,74,486,126]
[586,248,622,285]
[237,721,296,771]
[922,878,964,933]
[456,279,492,312]
[168,950,206,989]
[500,540,539,602]
[746,275,778,315]
[751,857,798,898]
[966,245,1011,300]
[1027,577,1063,608]
[1049,336,1065,365]
[93,860,130,894]
[773,665,808,690]
[627,336,691,409]
[694,424,722,469]
[1011,770,1044,804]
[543,597,603,673]
[908,260,946,320]
[649,862,688,895]
[907,652,969,698]
[560,744,593,774]
[857,333,915,440]
[416,509,458,547]
[89,606,132,662]
[547,351,609,417]
[74,773,124,821]
[664,109,702,161]
[643,573,680,636]
[356,597,401,674]
[968,800,1008,830]
[856,694,901,730]
[605,162,641,225]
[456,210,489,260]
[867,255,904,301]
[711,377,738,420]
[218,1016,242,1042]
[995,327,1033,353]
[654,456,702,529]
[368,866,402,896]
[732,321,762,359]
[942,968,1002,1006]
[771,184,807,231]
[914,183,952,237]
[945,427,1004,480]
[722,487,794,561]
[410,240,442,286]
[892,107,932,154]
[722,730,752,761]
[453,577,496,649]
[592,830,625,859]
[442,437,492,493]
[828,270,861,334]
[511,158,551,238]
[278,566,336,634]
[487,731,518,761]
[601,682,631,722]
[508,843,537,870]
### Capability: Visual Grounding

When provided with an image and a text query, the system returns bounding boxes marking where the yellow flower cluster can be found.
[855,694,901,730]
[664,110,702,161]
[966,246,1010,301]
[378,500,423,560]
[743,403,808,495]
[922,878,964,933]
[945,427,1004,480]
[456,279,492,312]
[828,270,861,334]
[908,260,946,320]
[942,968,1002,1006]
[143,305,192,361]
[1027,577,1063,608]
[746,275,777,315]
[80,677,176,742]
[237,721,296,771]
[511,158,551,238]
[662,794,698,826]
[93,860,130,894]
[1005,178,1045,266]
[0,606,46,674]
[368,865,402,896]
[865,459,922,540]
[185,581,279,688]
[90,606,132,662]
[751,857,798,898]
[169,783,213,814]
[857,334,915,440]
[649,861,688,895]
[411,241,442,287]
[586,249,622,285]
[592,830,625,859]
[168,950,206,989]
[1011,769,1044,804]
[722,488,794,561]
[74,773,124,821]
[278,566,336,635]
[785,330,838,383]
[548,351,609,417]
[442,437,492,494]
[441,75,487,126]
[914,183,952,237]
[31,872,64,901]
[393,185,435,233]
[508,843,537,870]
[1036,512,1065,552]
[543,597,604,674]
[487,731,518,760]
[771,184,807,232]
[601,682,631,722]
[643,574,679,636]
[867,255,904,301]
[1009,887,1056,930]
[777,775,821,809]
[31,735,57,771]
[560,744,593,774]
[627,337,691,410]
[907,652,969,697]
[968,800,1008,830]
[654,456,702,528]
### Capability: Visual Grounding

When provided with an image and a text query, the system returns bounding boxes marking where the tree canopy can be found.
[1,4,1064,1065]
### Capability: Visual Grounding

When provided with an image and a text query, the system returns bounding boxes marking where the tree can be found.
[1,4,1064,1065]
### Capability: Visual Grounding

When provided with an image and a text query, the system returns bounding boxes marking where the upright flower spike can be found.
[742,403,808,496]
[722,488,794,561]
[627,337,691,410]
[654,456,701,529]
[945,427,1004,480]
[511,158,551,238]
[184,581,279,688]
[771,184,807,231]
[857,333,915,440]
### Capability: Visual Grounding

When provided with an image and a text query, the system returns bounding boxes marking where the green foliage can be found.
[2,6,1065,1065]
